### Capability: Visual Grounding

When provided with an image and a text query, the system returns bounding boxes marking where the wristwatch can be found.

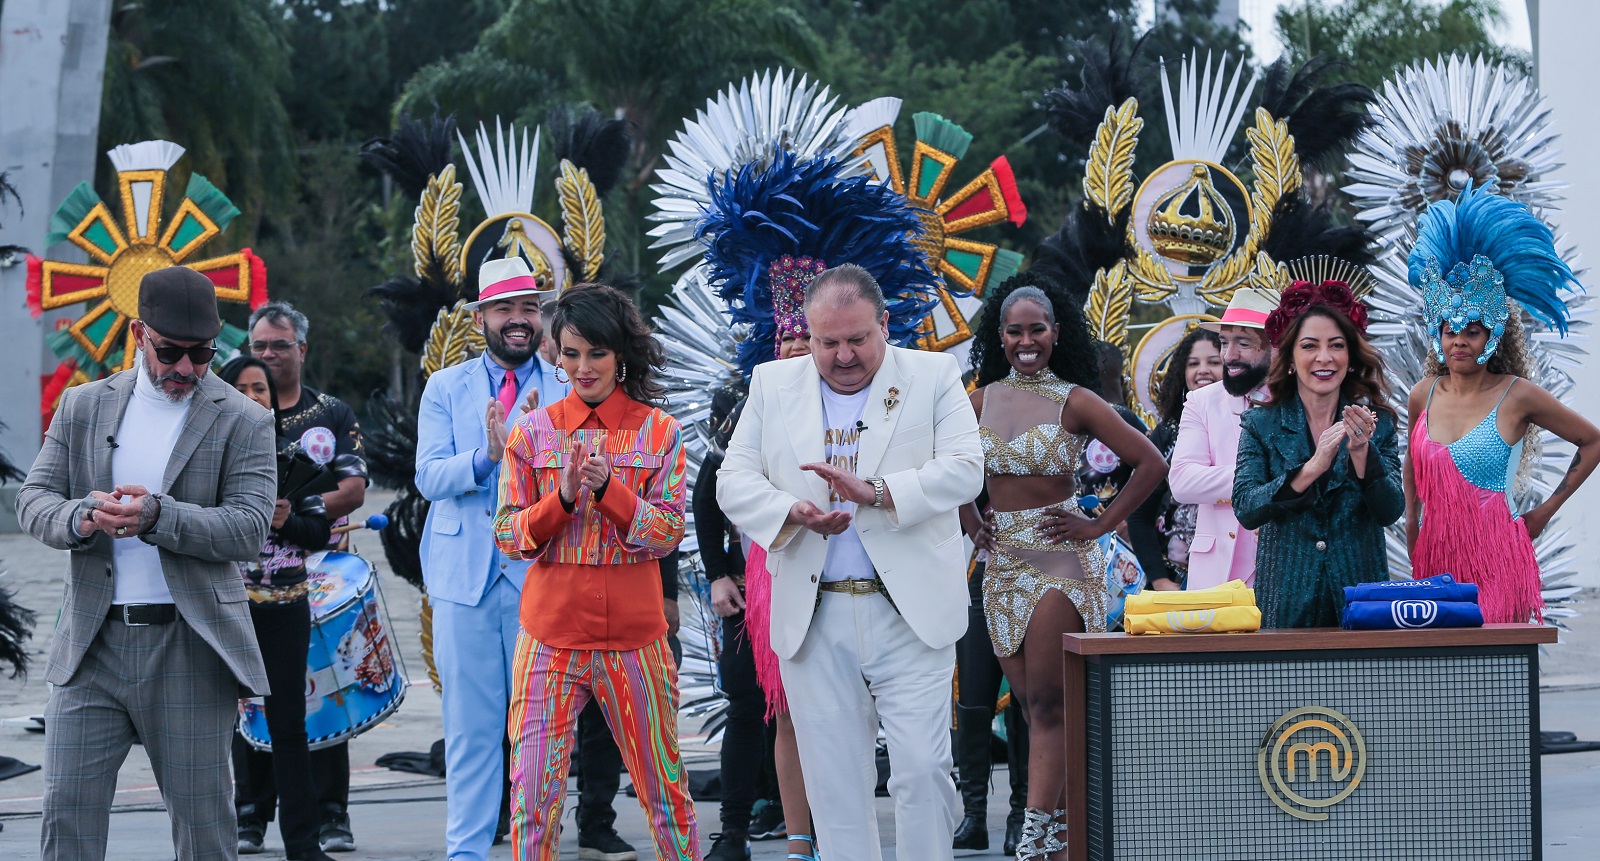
[867,476,886,508]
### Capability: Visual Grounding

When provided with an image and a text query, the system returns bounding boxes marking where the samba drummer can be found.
[235,301,371,855]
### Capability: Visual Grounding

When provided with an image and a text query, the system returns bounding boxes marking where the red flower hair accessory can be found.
[1263,280,1370,345]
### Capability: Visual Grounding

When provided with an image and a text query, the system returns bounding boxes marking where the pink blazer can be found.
[1168,381,1259,589]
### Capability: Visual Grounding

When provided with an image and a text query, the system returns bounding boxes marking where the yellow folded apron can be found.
[1124,579,1254,615]
[1124,604,1262,634]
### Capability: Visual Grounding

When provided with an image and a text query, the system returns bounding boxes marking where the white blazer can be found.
[717,346,984,659]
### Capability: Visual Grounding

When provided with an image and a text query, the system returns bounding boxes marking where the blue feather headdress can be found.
[695,146,938,377]
[1409,181,1581,363]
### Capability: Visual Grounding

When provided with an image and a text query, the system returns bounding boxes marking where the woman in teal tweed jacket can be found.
[1233,283,1405,628]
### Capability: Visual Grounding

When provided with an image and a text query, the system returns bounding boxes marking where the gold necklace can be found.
[1001,368,1076,404]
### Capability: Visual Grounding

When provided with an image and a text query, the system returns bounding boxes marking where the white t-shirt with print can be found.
[819,384,875,583]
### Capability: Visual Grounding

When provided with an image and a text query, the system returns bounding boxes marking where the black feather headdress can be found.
[1042,31,1150,154]
[1029,202,1132,308]
[547,103,635,198]
[1255,56,1377,172]
[359,112,459,202]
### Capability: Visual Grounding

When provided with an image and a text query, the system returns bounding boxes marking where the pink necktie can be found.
[497,371,518,418]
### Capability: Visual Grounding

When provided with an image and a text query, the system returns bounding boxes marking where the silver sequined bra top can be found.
[979,371,1085,477]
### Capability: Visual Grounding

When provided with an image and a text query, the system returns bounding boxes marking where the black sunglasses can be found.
[148,338,218,366]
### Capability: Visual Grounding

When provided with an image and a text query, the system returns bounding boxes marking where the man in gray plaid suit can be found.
[16,266,277,861]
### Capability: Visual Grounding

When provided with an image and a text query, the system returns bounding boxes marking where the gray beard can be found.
[140,351,199,403]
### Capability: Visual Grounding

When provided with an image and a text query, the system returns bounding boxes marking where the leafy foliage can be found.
[1273,0,1530,91]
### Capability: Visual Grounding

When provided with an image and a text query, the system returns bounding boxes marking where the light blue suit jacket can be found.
[416,353,569,606]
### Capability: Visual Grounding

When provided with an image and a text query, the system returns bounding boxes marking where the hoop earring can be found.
[616,364,628,383]
[555,364,569,384]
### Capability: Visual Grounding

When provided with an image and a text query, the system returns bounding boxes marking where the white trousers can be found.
[779,591,960,861]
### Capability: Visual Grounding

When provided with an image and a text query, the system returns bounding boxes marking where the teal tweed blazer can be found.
[1234,396,1405,628]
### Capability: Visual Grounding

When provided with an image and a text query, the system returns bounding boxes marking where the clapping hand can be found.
[559,437,589,505]
[1309,421,1348,472]
[1342,405,1377,451]
[579,431,611,493]
[485,399,510,464]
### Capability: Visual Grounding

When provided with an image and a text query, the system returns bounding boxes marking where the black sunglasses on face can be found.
[148,338,218,366]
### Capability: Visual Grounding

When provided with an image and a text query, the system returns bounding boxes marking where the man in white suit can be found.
[717,264,984,861]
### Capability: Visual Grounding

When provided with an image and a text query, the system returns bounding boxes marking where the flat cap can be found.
[138,266,222,341]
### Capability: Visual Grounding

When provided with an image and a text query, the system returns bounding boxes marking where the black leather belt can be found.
[108,604,178,626]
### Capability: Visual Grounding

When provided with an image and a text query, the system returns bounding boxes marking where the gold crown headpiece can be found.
[1147,164,1234,267]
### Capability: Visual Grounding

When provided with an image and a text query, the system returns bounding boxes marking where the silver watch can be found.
[868,476,885,508]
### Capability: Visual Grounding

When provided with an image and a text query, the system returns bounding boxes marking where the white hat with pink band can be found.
[464,257,552,311]
[1200,287,1280,332]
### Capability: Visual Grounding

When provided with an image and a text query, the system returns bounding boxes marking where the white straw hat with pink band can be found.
[464,257,552,311]
[1200,287,1280,332]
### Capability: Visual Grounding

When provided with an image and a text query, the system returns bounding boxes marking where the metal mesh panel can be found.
[1087,652,1533,860]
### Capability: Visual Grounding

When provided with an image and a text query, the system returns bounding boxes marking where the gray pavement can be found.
[1,490,1598,858]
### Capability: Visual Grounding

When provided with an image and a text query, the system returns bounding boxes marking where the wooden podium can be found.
[1061,624,1555,861]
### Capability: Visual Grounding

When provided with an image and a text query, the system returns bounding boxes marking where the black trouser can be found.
[231,596,323,853]
[717,609,769,834]
[955,566,1028,818]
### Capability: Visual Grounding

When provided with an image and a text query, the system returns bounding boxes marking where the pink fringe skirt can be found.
[743,544,788,719]
[1410,415,1544,624]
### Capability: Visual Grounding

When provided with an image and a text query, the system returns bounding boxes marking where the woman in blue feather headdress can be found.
[1404,182,1600,623]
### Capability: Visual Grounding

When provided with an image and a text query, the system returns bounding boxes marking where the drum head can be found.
[306,551,375,619]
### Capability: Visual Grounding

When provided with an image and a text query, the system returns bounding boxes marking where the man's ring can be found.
[115,526,127,536]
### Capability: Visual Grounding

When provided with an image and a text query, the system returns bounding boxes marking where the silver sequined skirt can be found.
[982,502,1107,656]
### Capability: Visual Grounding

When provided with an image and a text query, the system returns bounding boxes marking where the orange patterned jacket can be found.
[494,388,686,650]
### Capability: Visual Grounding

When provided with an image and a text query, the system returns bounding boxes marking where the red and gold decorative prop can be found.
[852,109,1027,354]
[26,141,266,386]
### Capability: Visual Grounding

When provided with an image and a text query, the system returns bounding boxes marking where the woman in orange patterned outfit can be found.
[493,283,699,861]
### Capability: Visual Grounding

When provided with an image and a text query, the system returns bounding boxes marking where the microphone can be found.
[106,435,119,449]
[855,420,868,432]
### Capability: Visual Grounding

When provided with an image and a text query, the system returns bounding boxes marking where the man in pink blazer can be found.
[1169,288,1279,589]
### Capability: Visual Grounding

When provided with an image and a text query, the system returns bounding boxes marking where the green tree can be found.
[98,0,295,239]
[250,143,392,415]
[1274,0,1529,91]
[282,0,512,142]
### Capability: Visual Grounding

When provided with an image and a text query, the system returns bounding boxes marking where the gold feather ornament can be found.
[557,159,606,281]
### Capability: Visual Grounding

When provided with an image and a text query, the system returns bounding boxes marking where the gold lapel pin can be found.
[884,386,900,415]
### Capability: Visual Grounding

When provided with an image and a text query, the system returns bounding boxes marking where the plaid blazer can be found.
[15,370,276,693]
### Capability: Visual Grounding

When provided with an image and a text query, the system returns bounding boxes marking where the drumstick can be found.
[330,513,389,535]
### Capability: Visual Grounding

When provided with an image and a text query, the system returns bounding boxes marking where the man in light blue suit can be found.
[415,258,567,861]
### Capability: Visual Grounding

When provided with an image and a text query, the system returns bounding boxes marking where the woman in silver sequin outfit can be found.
[961,275,1166,860]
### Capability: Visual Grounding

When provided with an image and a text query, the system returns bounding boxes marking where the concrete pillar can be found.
[1530,0,1600,589]
[0,0,112,529]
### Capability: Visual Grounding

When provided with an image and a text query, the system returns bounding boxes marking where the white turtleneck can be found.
[110,363,193,604]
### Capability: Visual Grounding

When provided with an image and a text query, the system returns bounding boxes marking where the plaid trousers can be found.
[507,633,700,861]
[42,619,239,861]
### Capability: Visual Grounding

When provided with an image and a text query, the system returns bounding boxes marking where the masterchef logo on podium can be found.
[1391,599,1440,628]
[1256,707,1367,821]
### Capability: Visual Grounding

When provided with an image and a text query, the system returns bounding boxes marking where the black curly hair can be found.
[969,272,1101,390]
[1154,326,1221,424]
[549,282,668,405]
